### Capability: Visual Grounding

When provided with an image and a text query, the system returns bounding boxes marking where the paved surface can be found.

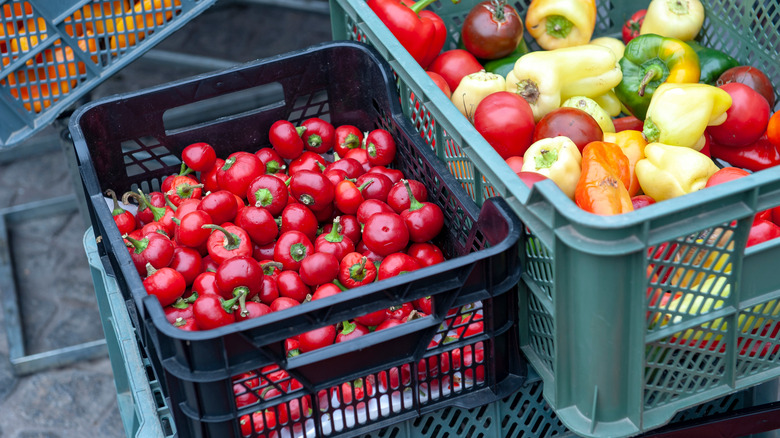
[0,2,332,437]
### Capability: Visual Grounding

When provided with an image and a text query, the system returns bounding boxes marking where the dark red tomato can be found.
[474,91,535,159]
[355,172,393,203]
[289,170,335,212]
[334,125,364,158]
[717,66,776,108]
[427,71,452,99]
[427,49,483,93]
[255,147,286,175]
[387,178,428,214]
[461,0,524,60]
[181,142,216,172]
[235,206,278,246]
[298,252,339,286]
[269,119,305,160]
[622,9,646,44]
[246,174,288,217]
[277,270,311,303]
[279,203,319,243]
[300,117,335,154]
[533,107,604,152]
[707,82,770,148]
[362,212,410,257]
[356,199,394,225]
[198,190,239,225]
[216,151,265,198]
[298,325,337,353]
[631,195,656,210]
[407,242,446,267]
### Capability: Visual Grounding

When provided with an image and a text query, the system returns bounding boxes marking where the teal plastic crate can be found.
[330,0,780,437]
[84,227,175,438]
[0,0,217,148]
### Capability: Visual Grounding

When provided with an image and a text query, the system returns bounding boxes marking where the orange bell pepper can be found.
[602,130,646,197]
[575,141,633,215]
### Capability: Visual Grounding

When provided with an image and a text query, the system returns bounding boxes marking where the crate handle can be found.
[162,82,285,135]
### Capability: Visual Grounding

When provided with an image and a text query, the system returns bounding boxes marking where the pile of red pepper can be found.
[106,116,490,430]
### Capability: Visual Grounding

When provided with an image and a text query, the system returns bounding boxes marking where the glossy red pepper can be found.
[174,210,212,249]
[143,264,187,307]
[333,125,364,158]
[165,175,203,207]
[400,179,444,243]
[125,232,175,276]
[301,117,336,154]
[203,223,253,265]
[215,256,264,315]
[217,151,265,199]
[338,252,378,289]
[289,169,335,212]
[288,150,328,175]
[235,206,278,246]
[314,216,355,262]
[273,230,315,272]
[192,292,244,330]
[378,252,421,280]
[709,134,780,172]
[366,0,447,69]
[365,128,397,167]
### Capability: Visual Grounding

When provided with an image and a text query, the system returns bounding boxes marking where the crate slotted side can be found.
[70,41,528,437]
[330,0,780,437]
[0,0,217,148]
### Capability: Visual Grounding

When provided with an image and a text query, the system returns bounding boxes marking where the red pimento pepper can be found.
[106,189,137,236]
[333,125,364,158]
[288,169,335,212]
[215,256,264,316]
[377,252,421,280]
[192,291,245,330]
[365,128,397,167]
[301,117,336,154]
[314,216,355,262]
[400,179,444,243]
[165,175,203,207]
[366,0,447,69]
[125,232,175,276]
[202,223,253,265]
[217,151,266,199]
[174,210,213,249]
[338,252,378,289]
[143,263,187,307]
[273,230,315,272]
[288,150,328,175]
[181,142,217,173]
[246,174,288,216]
[255,147,286,175]
[334,178,371,215]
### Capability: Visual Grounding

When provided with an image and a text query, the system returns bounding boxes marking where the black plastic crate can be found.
[69,41,526,437]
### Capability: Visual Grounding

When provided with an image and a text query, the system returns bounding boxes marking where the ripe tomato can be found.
[717,66,775,108]
[473,91,535,159]
[427,71,451,99]
[460,0,524,60]
[748,219,780,247]
[533,107,603,152]
[622,9,646,44]
[705,166,751,188]
[707,82,770,147]
[426,49,483,93]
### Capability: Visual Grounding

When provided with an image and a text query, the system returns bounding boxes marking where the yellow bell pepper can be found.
[521,136,582,199]
[525,0,596,50]
[643,83,732,151]
[506,45,622,121]
[602,130,646,196]
[450,70,506,120]
[640,0,705,42]
[635,142,719,202]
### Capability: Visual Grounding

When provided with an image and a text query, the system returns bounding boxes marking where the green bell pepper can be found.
[685,40,739,85]
[614,34,701,120]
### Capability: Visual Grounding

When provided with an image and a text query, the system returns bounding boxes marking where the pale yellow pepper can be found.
[506,44,622,121]
[525,0,597,50]
[635,142,719,202]
[643,83,732,151]
[521,136,582,199]
[640,0,705,42]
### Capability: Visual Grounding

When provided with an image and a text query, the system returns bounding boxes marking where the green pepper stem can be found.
[358,179,374,192]
[403,179,424,211]
[324,216,344,243]
[409,0,438,15]
[638,65,664,97]
[350,257,369,281]
[136,189,167,221]
[340,320,356,335]
[179,161,194,177]
[261,261,284,275]
[332,279,349,291]
[145,262,157,277]
[124,235,148,254]
[201,224,241,250]
[234,286,250,317]
[106,189,124,215]
[164,192,177,211]
[222,288,246,313]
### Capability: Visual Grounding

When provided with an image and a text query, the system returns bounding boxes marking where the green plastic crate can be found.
[330,0,780,437]
[84,227,175,438]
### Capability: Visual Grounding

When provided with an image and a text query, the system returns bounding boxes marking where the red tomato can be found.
[460,0,524,60]
[717,66,776,108]
[748,219,780,247]
[426,49,483,93]
[505,156,524,174]
[622,9,646,44]
[533,107,603,152]
[516,171,548,188]
[705,166,751,188]
[631,195,656,210]
[707,82,770,148]
[474,91,535,159]
[427,71,451,99]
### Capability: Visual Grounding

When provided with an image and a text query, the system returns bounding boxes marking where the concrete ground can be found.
[0,2,332,437]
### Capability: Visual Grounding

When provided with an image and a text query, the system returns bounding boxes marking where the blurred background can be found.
[0,1,331,436]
